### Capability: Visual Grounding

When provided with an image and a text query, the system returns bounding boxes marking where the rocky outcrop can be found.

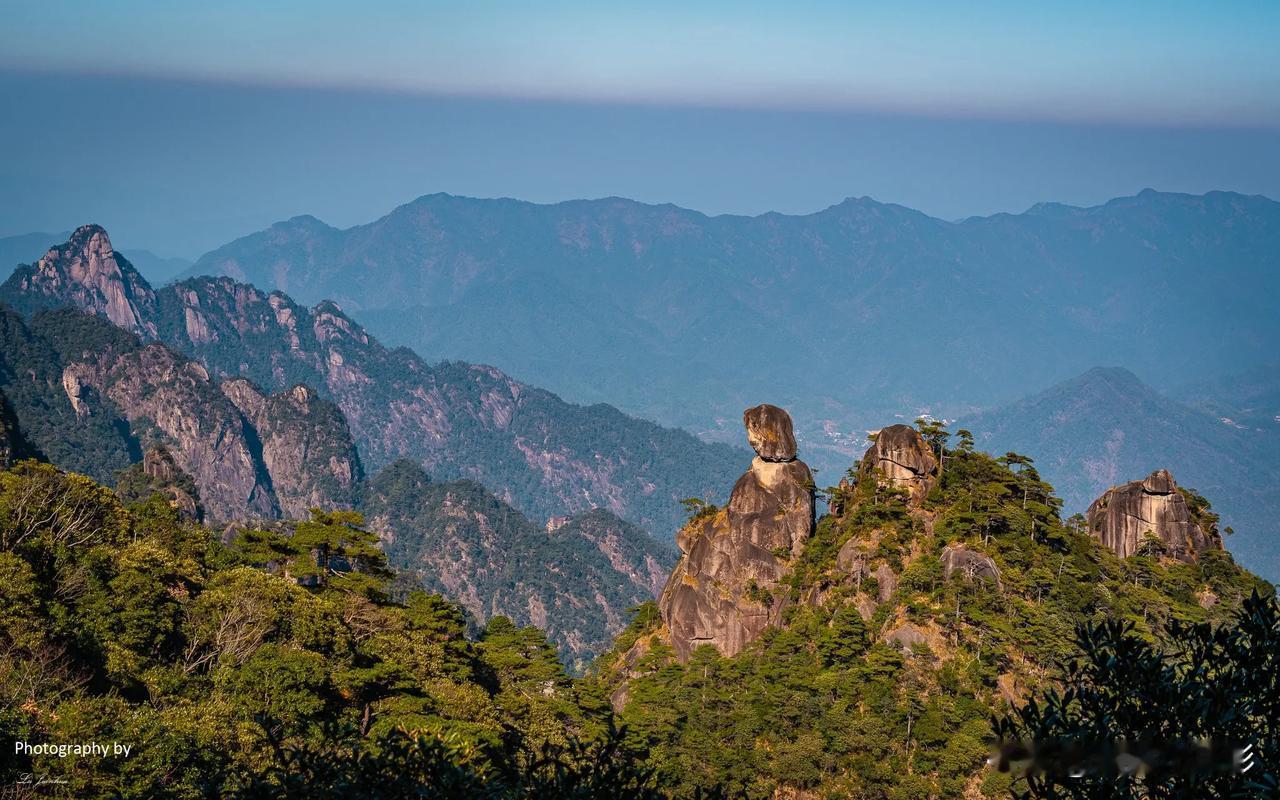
[860,424,938,504]
[115,445,203,520]
[941,544,1002,590]
[62,344,279,522]
[3,226,745,541]
[1086,469,1223,560]
[221,379,362,517]
[0,225,157,337]
[659,404,815,661]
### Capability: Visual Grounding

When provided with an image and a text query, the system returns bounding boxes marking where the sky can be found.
[1,1,1278,256]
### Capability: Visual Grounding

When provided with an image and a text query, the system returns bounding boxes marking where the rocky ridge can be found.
[359,460,677,665]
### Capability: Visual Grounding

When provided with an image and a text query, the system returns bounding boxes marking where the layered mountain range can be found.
[0,225,709,659]
[2,225,743,537]
[185,190,1280,457]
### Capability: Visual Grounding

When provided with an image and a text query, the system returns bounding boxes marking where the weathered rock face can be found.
[221,379,363,518]
[861,424,938,503]
[1,224,742,540]
[361,461,677,664]
[1086,469,1223,560]
[659,405,815,661]
[941,544,1002,590]
[62,344,279,522]
[0,225,158,337]
[744,404,798,462]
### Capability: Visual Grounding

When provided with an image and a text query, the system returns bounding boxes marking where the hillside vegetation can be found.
[594,426,1268,798]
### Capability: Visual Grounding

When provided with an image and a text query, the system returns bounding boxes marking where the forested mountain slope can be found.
[596,413,1269,798]
[961,367,1280,581]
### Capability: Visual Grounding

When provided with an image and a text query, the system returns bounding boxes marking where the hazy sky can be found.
[1,2,1277,256]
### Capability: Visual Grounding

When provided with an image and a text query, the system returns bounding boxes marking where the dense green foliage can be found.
[594,426,1269,799]
[995,592,1279,798]
[0,460,662,798]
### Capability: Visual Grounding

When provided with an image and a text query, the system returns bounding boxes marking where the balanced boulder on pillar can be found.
[659,404,815,661]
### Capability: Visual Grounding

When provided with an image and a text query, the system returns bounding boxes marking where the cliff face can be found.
[0,228,415,523]
[359,460,677,665]
[221,379,363,517]
[61,342,279,521]
[659,404,814,661]
[1086,469,1224,560]
[1,229,741,539]
[149,276,742,538]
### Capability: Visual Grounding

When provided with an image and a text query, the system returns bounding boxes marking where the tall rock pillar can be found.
[658,404,814,661]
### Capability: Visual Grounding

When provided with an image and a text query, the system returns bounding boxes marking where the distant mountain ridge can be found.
[961,366,1280,580]
[186,190,1280,466]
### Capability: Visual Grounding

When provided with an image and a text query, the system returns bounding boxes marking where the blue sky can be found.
[1,2,1277,256]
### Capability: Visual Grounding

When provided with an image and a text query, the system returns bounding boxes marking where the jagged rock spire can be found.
[0,224,158,337]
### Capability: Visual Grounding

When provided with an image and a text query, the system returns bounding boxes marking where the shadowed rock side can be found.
[659,404,814,661]
[1086,469,1223,560]
[860,423,939,503]
[62,343,280,521]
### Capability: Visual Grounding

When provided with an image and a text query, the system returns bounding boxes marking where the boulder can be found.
[860,424,937,504]
[885,622,929,654]
[659,405,815,661]
[835,536,866,576]
[941,544,1002,590]
[743,403,798,462]
[1086,469,1223,560]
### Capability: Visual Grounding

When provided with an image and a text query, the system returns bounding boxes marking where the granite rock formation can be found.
[359,460,677,664]
[2,225,158,337]
[1086,469,1223,560]
[115,445,203,521]
[221,379,363,518]
[61,344,279,522]
[941,544,1002,590]
[1,226,742,540]
[659,404,815,661]
[861,424,938,504]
